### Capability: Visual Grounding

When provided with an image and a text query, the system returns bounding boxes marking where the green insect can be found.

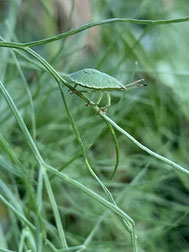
[67,68,146,112]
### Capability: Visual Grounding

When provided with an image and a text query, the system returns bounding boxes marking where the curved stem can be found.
[0,16,189,48]
[101,114,189,176]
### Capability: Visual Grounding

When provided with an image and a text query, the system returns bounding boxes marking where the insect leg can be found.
[85,92,96,107]
[106,92,111,108]
[69,83,78,94]
[97,92,111,114]
[86,92,105,110]
[96,92,103,105]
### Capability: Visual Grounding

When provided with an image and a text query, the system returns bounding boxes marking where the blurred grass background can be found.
[0,0,189,251]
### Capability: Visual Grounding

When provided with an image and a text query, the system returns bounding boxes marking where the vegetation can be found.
[0,1,189,251]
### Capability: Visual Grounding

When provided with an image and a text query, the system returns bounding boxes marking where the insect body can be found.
[69,68,146,112]
[70,68,125,91]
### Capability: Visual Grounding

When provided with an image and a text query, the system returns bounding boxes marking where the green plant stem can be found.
[0,81,44,165]
[46,239,85,252]
[0,195,35,231]
[0,16,189,48]
[43,167,68,249]
[0,249,16,252]
[0,35,36,139]
[101,114,189,176]
[105,121,120,179]
[11,52,36,139]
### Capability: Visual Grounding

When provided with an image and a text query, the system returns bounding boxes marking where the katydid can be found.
[68,68,147,112]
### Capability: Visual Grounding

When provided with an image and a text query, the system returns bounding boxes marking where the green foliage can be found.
[0,1,189,252]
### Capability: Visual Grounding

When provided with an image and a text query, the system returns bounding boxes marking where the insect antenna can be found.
[124,79,147,90]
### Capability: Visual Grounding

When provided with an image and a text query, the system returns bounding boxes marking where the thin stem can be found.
[0,195,35,231]
[0,16,189,47]
[105,121,120,180]
[43,167,68,249]
[0,81,44,165]
[101,114,189,176]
